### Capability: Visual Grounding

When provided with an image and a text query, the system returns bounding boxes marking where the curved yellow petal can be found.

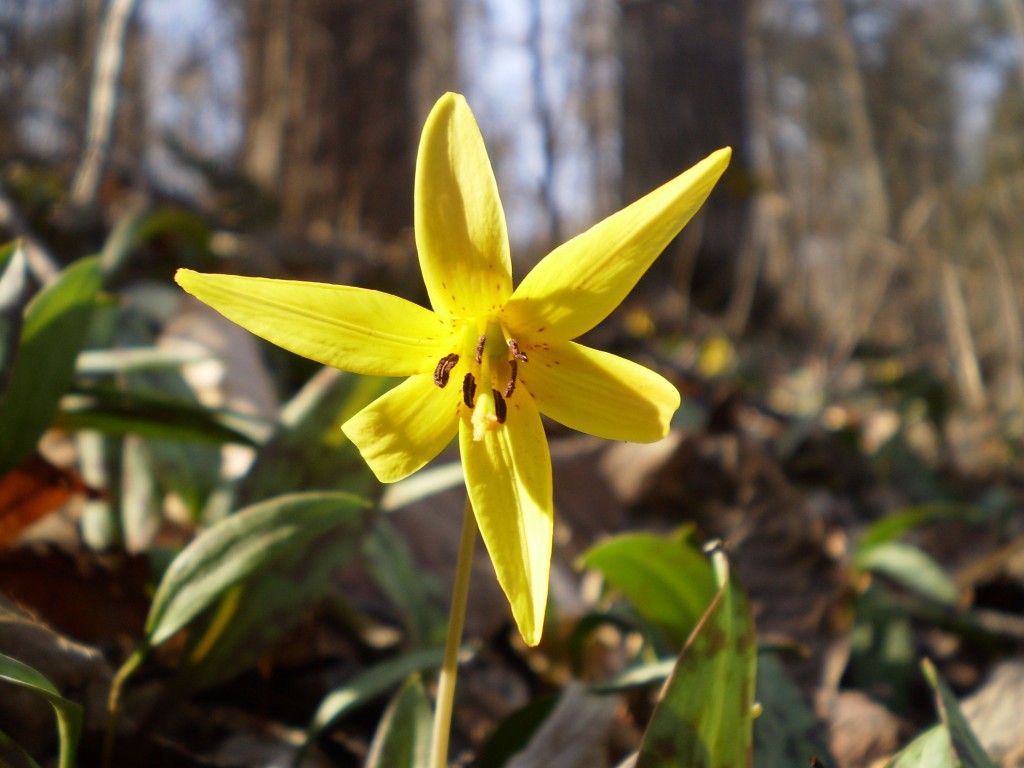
[503,148,731,342]
[176,270,454,377]
[519,342,680,442]
[342,374,459,483]
[460,394,552,646]
[415,93,512,319]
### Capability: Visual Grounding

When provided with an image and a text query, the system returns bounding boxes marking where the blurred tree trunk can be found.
[577,0,621,223]
[241,0,419,241]
[620,0,751,315]
[412,0,458,124]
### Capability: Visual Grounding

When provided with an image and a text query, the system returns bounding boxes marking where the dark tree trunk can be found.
[620,0,750,314]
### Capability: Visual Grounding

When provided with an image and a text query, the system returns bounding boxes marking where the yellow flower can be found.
[176,93,730,646]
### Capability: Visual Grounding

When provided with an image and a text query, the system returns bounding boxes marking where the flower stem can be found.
[430,496,477,768]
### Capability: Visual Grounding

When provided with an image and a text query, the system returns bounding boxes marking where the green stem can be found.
[430,496,476,768]
[101,644,148,768]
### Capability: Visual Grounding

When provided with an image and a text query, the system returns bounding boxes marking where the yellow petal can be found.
[342,374,459,483]
[519,342,680,442]
[176,270,454,377]
[415,93,512,319]
[460,393,552,646]
[503,148,731,342]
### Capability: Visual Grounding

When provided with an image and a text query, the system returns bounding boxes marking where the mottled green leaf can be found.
[145,491,371,646]
[178,505,372,690]
[579,530,716,647]
[0,256,102,473]
[636,553,757,768]
[365,675,433,768]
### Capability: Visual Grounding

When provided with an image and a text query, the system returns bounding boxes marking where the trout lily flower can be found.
[176,93,730,646]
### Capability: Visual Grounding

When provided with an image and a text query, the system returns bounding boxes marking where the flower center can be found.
[432,320,527,441]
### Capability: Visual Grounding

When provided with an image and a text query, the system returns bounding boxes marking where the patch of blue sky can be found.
[140,0,243,195]
[952,33,1018,181]
[460,0,598,256]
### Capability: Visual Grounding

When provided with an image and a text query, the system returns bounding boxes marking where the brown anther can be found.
[504,360,518,398]
[492,389,507,424]
[508,338,528,362]
[475,335,486,364]
[462,373,477,408]
[433,353,459,388]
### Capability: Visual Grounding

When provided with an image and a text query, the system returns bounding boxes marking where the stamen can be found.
[492,389,507,424]
[508,338,528,362]
[475,335,486,364]
[462,373,477,408]
[504,359,518,398]
[433,353,459,388]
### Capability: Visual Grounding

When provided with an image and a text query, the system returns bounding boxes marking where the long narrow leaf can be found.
[0,652,83,768]
[0,256,102,473]
[364,675,433,768]
[885,660,998,768]
[304,646,445,750]
[57,388,268,445]
[145,491,371,646]
[922,659,996,768]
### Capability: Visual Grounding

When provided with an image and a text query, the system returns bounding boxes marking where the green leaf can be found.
[856,541,959,606]
[145,491,371,646]
[858,503,977,550]
[0,727,43,768]
[636,552,757,768]
[177,505,372,691]
[364,675,433,768]
[0,652,83,768]
[363,519,446,647]
[477,694,559,768]
[886,726,958,768]
[590,658,675,694]
[0,240,26,386]
[0,256,102,473]
[75,345,213,375]
[0,240,19,281]
[100,205,211,278]
[303,646,445,750]
[579,530,716,647]
[922,659,996,768]
[235,367,390,507]
[753,654,832,767]
[884,660,998,768]
[57,387,266,445]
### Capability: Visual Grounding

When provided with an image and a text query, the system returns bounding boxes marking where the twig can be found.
[70,0,139,207]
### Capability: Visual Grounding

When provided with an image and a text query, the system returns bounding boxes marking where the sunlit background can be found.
[3,0,1024,413]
